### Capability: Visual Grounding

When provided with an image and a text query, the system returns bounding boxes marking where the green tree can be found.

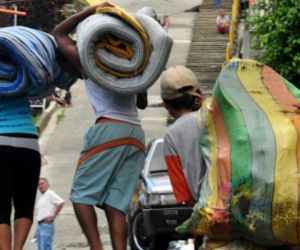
[16,0,86,32]
[246,0,300,87]
[17,0,66,32]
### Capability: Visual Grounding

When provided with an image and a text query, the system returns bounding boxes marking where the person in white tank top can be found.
[52,3,148,250]
[85,79,141,125]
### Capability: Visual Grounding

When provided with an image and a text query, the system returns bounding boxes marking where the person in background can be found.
[214,0,222,10]
[161,15,171,31]
[36,178,64,250]
[63,87,72,107]
[52,2,147,250]
[216,9,230,34]
[0,94,41,250]
[49,88,67,107]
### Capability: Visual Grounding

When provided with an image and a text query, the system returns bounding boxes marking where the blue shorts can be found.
[70,121,145,214]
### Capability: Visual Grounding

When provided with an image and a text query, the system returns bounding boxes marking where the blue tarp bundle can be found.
[0,26,76,98]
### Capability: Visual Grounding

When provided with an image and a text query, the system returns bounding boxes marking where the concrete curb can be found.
[36,101,58,135]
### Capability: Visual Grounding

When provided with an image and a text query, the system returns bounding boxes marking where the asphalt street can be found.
[23,10,198,250]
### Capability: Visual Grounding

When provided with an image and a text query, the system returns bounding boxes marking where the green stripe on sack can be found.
[284,79,300,100]
[214,80,252,234]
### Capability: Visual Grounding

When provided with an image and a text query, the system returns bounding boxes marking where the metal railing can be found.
[226,0,240,62]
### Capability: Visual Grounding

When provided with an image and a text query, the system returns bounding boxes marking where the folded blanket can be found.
[77,5,173,95]
[0,26,76,98]
[178,59,300,246]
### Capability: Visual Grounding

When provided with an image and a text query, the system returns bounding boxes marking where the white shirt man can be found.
[36,178,64,250]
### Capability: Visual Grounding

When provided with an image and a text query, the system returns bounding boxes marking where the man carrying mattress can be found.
[52,2,148,250]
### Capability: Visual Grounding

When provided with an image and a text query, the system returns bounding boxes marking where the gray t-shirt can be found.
[164,111,206,201]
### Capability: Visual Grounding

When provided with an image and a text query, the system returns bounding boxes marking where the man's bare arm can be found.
[52,2,113,77]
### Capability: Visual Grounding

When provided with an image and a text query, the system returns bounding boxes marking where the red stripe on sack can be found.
[261,65,300,239]
[211,98,232,208]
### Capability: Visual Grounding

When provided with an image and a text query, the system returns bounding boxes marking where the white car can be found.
[128,138,193,250]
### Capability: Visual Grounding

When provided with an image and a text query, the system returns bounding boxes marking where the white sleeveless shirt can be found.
[85,79,140,125]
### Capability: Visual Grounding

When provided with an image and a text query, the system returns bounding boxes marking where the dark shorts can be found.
[0,145,41,224]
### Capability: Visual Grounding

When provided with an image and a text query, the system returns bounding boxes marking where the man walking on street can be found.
[52,2,147,250]
[36,178,64,250]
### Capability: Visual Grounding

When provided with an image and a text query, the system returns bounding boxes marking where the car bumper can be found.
[142,205,193,237]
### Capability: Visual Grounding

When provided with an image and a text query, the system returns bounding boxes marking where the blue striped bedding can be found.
[0,26,76,98]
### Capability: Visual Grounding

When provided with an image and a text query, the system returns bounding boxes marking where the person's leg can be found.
[102,145,145,250]
[214,0,221,9]
[0,146,13,250]
[73,203,103,250]
[217,25,226,34]
[13,218,32,250]
[13,148,41,250]
[0,224,12,250]
[104,204,127,250]
[36,223,54,250]
[64,90,72,106]
[225,24,230,34]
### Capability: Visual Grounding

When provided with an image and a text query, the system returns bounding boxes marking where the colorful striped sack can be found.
[177,59,300,246]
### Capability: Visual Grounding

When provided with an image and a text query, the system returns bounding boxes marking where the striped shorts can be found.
[70,120,145,214]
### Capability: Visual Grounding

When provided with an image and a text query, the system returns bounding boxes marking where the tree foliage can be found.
[17,0,67,32]
[246,0,300,87]
[0,0,87,32]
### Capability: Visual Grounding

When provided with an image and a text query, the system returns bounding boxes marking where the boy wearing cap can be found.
[160,65,206,206]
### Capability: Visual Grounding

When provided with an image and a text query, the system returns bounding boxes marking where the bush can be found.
[246,0,300,88]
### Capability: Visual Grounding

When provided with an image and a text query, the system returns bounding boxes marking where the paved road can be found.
[86,0,202,16]
[24,10,198,250]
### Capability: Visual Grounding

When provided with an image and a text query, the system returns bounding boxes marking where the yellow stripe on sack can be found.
[205,100,221,209]
[94,5,151,78]
[237,60,298,243]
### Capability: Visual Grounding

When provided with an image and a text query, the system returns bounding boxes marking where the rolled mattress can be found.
[77,6,173,95]
[0,26,76,98]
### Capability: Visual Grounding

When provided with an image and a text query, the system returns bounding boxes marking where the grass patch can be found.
[56,111,65,125]
[32,115,40,124]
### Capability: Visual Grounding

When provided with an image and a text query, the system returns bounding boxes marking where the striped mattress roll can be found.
[0,26,56,95]
[178,59,300,246]
[0,26,77,98]
[77,5,173,95]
